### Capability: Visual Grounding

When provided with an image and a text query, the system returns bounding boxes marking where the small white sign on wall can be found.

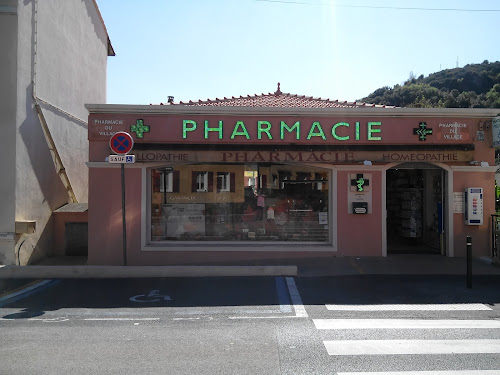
[453,192,464,213]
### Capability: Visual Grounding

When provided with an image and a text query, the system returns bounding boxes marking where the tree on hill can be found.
[360,61,500,108]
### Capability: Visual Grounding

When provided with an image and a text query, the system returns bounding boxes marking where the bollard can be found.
[466,235,472,288]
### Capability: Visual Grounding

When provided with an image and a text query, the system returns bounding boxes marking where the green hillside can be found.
[359,60,500,108]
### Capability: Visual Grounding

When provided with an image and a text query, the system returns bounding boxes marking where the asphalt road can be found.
[1,275,500,375]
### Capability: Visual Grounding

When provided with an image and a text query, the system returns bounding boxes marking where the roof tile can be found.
[165,85,395,108]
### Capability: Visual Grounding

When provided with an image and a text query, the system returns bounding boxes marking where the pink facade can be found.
[86,104,500,265]
[337,170,383,256]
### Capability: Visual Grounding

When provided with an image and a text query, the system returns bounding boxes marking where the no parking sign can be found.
[109,131,134,155]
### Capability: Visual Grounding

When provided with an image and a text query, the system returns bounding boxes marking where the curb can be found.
[0,265,298,278]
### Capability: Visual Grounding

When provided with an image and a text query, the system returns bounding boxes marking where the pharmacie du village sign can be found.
[94,117,469,144]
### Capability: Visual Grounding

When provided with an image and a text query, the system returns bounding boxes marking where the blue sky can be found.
[97,0,500,105]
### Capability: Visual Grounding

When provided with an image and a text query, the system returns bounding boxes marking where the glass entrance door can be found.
[386,166,445,254]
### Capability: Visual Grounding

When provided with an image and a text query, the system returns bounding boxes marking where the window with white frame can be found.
[196,172,208,192]
[160,171,173,192]
[217,172,231,192]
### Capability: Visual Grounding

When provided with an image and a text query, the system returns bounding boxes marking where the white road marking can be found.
[27,317,69,322]
[314,319,500,330]
[173,317,213,321]
[324,339,500,355]
[336,371,500,375]
[337,371,500,375]
[326,304,492,311]
[228,315,304,320]
[285,277,308,318]
[173,317,202,321]
[0,280,54,303]
[3,317,161,322]
[83,318,160,321]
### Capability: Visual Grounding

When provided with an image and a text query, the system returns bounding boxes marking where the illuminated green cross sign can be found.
[356,177,365,191]
[351,174,369,192]
[413,122,432,141]
[131,119,150,139]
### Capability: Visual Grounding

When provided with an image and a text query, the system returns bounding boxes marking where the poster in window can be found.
[163,204,205,238]
[319,212,328,225]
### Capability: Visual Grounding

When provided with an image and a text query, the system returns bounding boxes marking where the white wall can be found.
[35,0,108,202]
[9,0,109,265]
[0,6,18,264]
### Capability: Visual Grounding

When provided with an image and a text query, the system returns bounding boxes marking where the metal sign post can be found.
[109,132,135,266]
[121,163,127,266]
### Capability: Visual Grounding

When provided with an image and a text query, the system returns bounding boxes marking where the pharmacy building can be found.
[86,90,500,265]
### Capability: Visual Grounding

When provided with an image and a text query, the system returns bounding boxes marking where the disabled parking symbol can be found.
[130,290,172,303]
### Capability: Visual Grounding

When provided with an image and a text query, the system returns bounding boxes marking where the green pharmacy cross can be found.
[131,119,150,139]
[351,174,369,192]
[413,122,433,141]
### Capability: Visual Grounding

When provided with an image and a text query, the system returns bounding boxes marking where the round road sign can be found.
[109,132,134,155]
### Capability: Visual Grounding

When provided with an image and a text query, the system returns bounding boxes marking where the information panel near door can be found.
[464,187,483,225]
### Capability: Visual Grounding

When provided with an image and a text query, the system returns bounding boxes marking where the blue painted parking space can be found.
[0,277,296,320]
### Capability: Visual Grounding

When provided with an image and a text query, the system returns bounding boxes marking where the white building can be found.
[0,0,113,265]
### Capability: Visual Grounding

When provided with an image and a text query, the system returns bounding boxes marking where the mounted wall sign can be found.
[413,122,433,141]
[109,131,134,155]
[131,119,150,139]
[351,174,370,192]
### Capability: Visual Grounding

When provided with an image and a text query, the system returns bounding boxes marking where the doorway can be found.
[386,164,445,254]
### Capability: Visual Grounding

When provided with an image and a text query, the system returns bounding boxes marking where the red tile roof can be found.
[156,84,395,108]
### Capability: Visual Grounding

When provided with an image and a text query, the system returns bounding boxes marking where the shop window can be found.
[150,164,329,242]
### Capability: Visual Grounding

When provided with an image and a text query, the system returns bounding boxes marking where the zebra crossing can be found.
[312,302,500,374]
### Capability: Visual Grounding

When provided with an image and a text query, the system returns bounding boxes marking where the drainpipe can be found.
[32,0,78,203]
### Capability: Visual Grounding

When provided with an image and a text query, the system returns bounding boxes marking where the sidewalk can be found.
[0,254,499,278]
[293,254,500,277]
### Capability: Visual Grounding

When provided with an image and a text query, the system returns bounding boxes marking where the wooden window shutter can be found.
[192,171,197,192]
[230,173,235,192]
[216,172,222,192]
[261,174,267,190]
[152,169,160,192]
[207,172,213,192]
[172,170,180,193]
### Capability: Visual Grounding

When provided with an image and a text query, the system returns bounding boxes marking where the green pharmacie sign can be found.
[182,120,382,142]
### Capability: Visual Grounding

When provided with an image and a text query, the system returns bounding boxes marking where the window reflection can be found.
[150,163,329,242]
